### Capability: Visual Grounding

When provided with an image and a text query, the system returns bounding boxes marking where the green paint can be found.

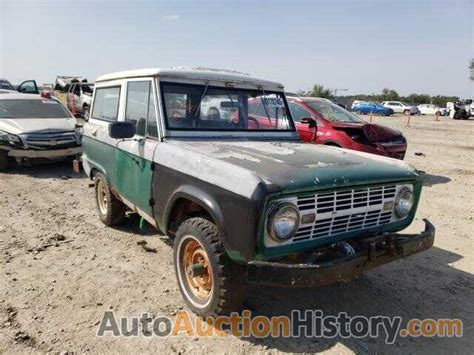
[81,136,116,181]
[140,217,146,230]
[82,136,154,217]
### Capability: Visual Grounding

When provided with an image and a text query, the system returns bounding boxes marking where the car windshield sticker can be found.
[42,100,59,104]
[262,97,285,108]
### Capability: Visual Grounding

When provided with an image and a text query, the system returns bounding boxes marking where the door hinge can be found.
[149,198,155,207]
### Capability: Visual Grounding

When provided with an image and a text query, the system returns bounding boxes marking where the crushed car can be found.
[286,96,407,159]
[54,76,89,92]
[0,93,81,171]
[81,67,435,317]
[66,82,94,119]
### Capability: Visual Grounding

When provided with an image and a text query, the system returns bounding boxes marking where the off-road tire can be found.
[0,151,8,172]
[94,172,126,226]
[173,217,247,317]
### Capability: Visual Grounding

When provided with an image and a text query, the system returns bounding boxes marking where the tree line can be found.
[298,85,460,108]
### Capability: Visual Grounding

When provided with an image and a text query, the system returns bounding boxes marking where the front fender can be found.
[163,185,225,236]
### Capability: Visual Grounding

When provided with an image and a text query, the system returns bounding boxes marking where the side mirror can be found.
[109,121,136,139]
[300,117,317,128]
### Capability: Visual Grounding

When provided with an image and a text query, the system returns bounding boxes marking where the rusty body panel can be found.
[158,139,418,193]
[152,138,422,262]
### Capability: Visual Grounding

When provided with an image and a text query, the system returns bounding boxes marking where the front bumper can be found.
[7,147,82,159]
[247,219,435,287]
[352,141,407,160]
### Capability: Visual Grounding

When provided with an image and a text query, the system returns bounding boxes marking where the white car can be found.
[382,101,418,115]
[0,93,82,171]
[66,82,94,119]
[417,104,446,116]
[351,100,366,109]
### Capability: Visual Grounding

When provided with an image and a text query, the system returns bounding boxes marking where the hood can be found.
[160,139,419,195]
[331,122,404,143]
[362,123,404,142]
[0,117,76,135]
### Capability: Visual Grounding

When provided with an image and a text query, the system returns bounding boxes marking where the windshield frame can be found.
[159,81,297,136]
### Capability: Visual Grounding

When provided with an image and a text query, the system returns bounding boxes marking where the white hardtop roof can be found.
[96,67,284,89]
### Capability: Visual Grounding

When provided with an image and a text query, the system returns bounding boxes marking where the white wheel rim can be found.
[97,179,108,215]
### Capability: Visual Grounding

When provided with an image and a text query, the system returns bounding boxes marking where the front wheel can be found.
[173,217,246,317]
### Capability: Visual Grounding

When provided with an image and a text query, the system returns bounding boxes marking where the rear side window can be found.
[125,81,158,138]
[92,87,120,121]
[0,99,71,119]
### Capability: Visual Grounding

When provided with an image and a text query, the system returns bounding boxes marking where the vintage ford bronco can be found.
[82,68,435,316]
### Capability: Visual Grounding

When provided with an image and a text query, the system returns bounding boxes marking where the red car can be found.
[287,97,407,159]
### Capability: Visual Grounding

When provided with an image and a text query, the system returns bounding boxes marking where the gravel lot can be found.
[1,114,473,354]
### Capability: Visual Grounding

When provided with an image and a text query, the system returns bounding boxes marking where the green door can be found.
[113,80,160,218]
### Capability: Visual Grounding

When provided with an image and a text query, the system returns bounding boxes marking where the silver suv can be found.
[382,101,418,115]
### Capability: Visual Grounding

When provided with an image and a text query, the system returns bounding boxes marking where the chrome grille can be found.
[24,132,78,149]
[293,185,398,243]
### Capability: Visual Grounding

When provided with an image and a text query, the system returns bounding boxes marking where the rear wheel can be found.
[94,172,126,226]
[0,151,8,172]
[174,217,246,317]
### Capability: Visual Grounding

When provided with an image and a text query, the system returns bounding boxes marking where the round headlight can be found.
[267,202,300,241]
[394,187,414,218]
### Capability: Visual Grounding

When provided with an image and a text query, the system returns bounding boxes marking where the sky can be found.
[1,0,473,97]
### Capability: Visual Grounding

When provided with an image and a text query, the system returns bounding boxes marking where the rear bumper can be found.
[247,219,435,287]
[7,147,82,159]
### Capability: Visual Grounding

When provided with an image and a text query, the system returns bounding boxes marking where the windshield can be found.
[307,100,363,123]
[161,82,294,131]
[0,99,71,119]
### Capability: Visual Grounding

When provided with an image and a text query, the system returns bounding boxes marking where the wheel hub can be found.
[182,239,212,301]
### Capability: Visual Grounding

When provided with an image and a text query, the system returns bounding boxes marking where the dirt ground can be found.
[1,114,473,354]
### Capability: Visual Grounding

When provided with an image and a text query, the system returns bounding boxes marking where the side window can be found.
[125,81,159,138]
[124,82,146,136]
[91,87,120,121]
[288,102,313,123]
[147,87,158,138]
